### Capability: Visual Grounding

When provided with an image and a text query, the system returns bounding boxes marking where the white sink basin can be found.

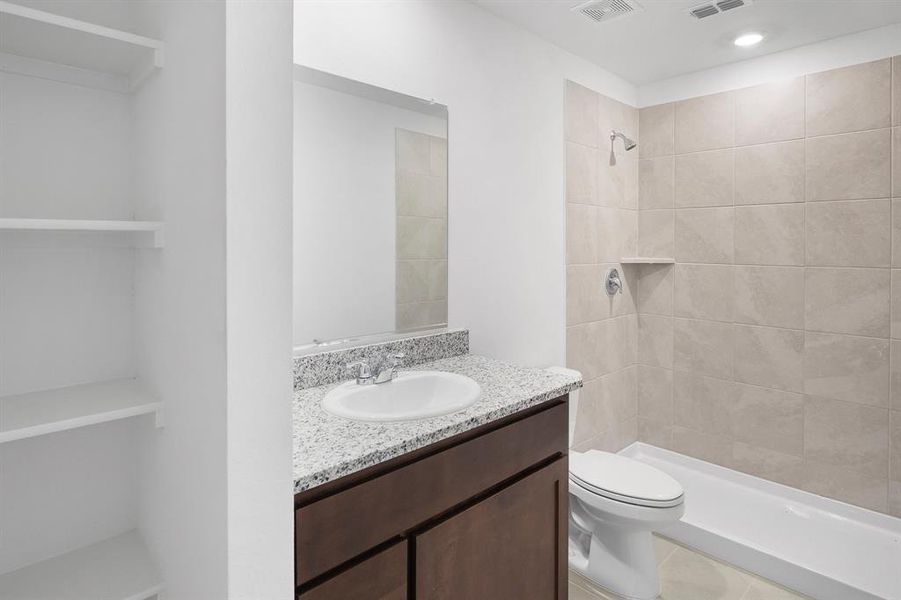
[321,371,481,422]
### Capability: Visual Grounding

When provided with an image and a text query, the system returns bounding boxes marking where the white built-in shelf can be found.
[0,0,164,93]
[0,378,163,445]
[0,530,163,600]
[620,257,675,264]
[0,218,164,247]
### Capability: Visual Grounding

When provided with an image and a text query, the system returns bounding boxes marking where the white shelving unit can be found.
[0,530,163,600]
[0,0,164,92]
[0,378,163,445]
[0,218,164,247]
[620,257,675,264]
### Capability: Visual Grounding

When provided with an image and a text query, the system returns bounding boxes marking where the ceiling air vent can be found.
[690,0,752,19]
[571,0,644,24]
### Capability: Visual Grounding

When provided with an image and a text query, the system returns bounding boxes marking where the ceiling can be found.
[474,0,901,84]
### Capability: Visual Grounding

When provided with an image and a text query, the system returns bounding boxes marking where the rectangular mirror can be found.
[293,66,448,347]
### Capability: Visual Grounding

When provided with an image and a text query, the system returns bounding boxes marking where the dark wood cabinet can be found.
[414,458,567,600]
[295,397,568,599]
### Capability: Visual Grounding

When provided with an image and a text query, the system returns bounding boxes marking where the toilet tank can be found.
[546,366,581,448]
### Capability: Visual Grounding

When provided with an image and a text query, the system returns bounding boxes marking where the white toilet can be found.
[549,367,685,600]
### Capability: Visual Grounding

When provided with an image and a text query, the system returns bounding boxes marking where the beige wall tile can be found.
[892,340,901,412]
[396,260,447,303]
[734,266,804,329]
[638,364,673,423]
[893,199,901,267]
[638,264,674,315]
[597,207,637,262]
[894,272,901,339]
[674,207,733,264]
[566,81,599,147]
[396,300,447,331]
[639,157,674,209]
[734,324,804,392]
[598,315,638,374]
[674,264,734,322]
[396,216,446,259]
[567,321,603,381]
[639,314,673,368]
[804,395,889,478]
[895,57,901,126]
[566,265,606,325]
[800,461,888,513]
[672,426,733,468]
[732,384,804,456]
[595,366,638,426]
[804,332,889,407]
[734,204,804,266]
[806,199,891,267]
[429,137,446,177]
[598,151,638,209]
[639,209,674,257]
[639,103,674,158]
[566,203,598,264]
[806,59,892,137]
[638,419,673,449]
[599,94,639,144]
[734,140,805,205]
[675,91,734,154]
[674,370,734,435]
[806,129,892,201]
[894,128,901,197]
[734,77,805,146]
[572,377,603,446]
[673,317,733,379]
[891,411,901,482]
[674,149,733,208]
[883,482,901,514]
[565,142,598,204]
[396,128,431,174]
[732,443,803,488]
[396,172,446,217]
[805,268,890,337]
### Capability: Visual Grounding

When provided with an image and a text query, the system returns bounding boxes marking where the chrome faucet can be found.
[346,352,405,385]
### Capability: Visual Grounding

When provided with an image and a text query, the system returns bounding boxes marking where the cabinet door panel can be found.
[298,541,406,600]
[415,458,568,600]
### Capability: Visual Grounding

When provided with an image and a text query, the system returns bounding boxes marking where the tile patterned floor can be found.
[569,536,810,600]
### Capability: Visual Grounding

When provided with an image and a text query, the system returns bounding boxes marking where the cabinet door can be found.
[414,458,568,600]
[298,541,406,600]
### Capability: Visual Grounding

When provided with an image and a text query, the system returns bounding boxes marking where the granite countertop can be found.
[293,354,582,494]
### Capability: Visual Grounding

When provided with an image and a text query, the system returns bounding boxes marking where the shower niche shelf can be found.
[0,0,164,92]
[0,530,163,600]
[620,257,675,264]
[0,378,163,445]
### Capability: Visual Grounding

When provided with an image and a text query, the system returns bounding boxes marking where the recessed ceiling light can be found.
[734,32,764,47]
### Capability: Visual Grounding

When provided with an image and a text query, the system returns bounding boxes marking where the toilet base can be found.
[568,524,660,600]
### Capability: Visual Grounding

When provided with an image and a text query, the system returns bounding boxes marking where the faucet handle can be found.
[346,360,372,383]
[389,352,405,367]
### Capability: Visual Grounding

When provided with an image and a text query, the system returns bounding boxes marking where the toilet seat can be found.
[569,450,684,508]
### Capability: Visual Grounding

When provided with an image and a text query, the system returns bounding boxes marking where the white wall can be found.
[132,1,228,599]
[638,21,901,107]
[225,1,294,599]
[295,0,636,367]
[294,81,446,345]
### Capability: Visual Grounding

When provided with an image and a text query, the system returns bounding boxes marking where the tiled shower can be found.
[566,56,901,517]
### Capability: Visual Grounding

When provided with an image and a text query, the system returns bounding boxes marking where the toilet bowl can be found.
[547,367,685,600]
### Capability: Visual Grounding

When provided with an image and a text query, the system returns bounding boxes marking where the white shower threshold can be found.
[619,442,901,600]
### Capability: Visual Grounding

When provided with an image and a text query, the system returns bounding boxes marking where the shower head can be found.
[608,130,637,165]
[610,130,637,151]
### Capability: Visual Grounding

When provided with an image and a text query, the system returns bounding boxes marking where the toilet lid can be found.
[570,450,684,508]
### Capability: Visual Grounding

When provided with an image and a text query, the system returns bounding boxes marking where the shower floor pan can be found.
[619,443,901,600]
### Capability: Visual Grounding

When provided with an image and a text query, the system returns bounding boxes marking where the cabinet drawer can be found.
[295,400,566,584]
[298,541,406,600]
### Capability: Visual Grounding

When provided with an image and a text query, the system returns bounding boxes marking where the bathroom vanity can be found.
[293,339,582,600]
